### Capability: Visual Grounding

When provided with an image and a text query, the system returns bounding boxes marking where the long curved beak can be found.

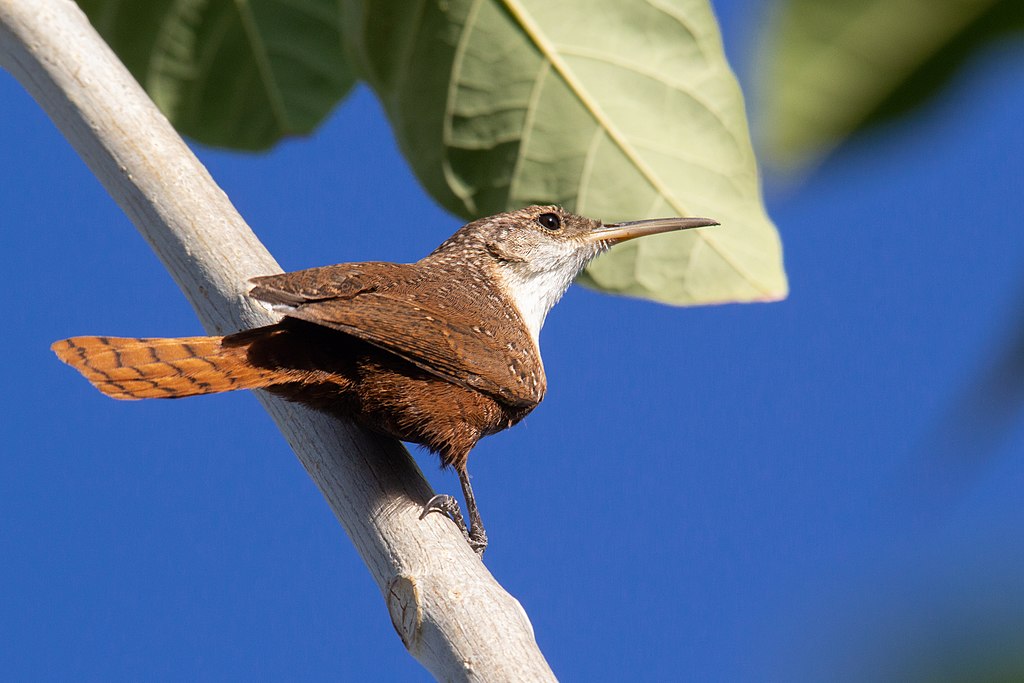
[589,216,719,244]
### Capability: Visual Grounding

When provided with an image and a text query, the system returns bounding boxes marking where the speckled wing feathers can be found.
[249,262,403,305]
[248,263,545,408]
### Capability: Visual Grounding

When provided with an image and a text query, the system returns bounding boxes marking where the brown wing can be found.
[249,263,545,408]
[249,262,406,306]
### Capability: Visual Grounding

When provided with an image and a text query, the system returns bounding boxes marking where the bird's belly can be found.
[353,357,527,468]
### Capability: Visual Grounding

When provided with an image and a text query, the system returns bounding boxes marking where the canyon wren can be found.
[52,205,716,554]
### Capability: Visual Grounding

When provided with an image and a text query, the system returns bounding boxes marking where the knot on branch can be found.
[387,574,423,650]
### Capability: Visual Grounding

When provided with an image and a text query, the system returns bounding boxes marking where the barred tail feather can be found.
[51,335,279,400]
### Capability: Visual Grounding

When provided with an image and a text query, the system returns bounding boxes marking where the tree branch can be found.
[0,0,556,680]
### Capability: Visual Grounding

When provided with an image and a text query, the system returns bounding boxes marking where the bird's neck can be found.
[489,262,579,345]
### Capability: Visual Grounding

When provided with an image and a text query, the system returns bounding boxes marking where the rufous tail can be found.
[51,334,280,400]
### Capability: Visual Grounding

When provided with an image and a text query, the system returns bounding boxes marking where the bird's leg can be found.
[456,464,488,555]
[419,464,487,556]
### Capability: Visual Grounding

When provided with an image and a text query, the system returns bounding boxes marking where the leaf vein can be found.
[499,0,770,293]
[235,0,291,130]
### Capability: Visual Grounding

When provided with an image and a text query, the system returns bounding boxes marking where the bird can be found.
[52,205,717,554]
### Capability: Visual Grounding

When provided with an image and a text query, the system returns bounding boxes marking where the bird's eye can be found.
[536,213,561,231]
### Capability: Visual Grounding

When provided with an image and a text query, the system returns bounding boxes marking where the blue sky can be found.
[3,2,1024,680]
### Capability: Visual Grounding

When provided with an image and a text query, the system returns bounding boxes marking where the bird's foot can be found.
[467,525,487,556]
[420,494,487,556]
[420,494,467,533]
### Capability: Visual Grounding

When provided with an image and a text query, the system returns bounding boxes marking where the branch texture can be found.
[0,0,555,680]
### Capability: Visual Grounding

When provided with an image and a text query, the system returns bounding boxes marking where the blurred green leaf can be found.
[759,0,1024,170]
[77,0,355,150]
[343,0,786,305]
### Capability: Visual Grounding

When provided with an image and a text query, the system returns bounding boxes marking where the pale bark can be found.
[0,0,556,680]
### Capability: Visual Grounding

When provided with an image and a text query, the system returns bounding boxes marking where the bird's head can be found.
[428,205,717,341]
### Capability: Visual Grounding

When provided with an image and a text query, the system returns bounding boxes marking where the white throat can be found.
[495,262,580,345]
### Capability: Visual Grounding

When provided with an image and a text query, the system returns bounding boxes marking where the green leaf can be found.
[758,0,1024,170]
[77,0,355,150]
[343,0,786,305]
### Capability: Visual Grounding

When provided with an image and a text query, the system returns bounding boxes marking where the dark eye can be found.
[536,212,561,231]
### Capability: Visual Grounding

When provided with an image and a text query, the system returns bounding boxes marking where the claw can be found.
[419,494,487,556]
[420,494,471,543]
[420,494,458,520]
